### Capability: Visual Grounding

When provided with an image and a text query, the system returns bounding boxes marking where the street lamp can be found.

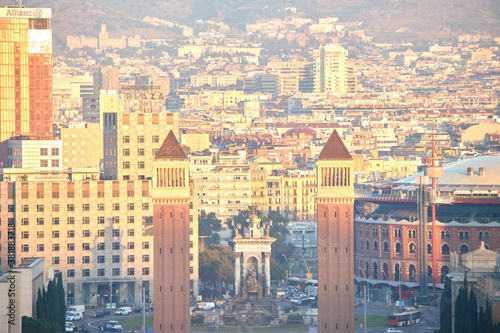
[359,267,370,333]
[282,254,294,279]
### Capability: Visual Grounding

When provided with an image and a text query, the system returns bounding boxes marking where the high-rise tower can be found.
[152,130,191,332]
[313,45,356,94]
[0,5,53,141]
[316,130,355,333]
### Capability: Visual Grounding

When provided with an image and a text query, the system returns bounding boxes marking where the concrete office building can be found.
[102,111,179,180]
[314,45,356,94]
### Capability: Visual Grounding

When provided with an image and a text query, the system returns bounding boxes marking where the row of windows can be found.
[67,267,150,278]
[18,242,150,252]
[121,135,159,144]
[30,203,149,212]
[122,148,159,156]
[123,161,146,169]
[357,240,471,256]
[20,229,142,238]
[20,216,140,225]
[51,254,150,265]
[358,227,491,242]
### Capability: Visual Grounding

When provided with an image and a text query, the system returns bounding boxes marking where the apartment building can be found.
[313,44,356,94]
[102,111,179,180]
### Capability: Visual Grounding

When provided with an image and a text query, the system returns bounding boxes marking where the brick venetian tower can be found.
[152,130,191,332]
[316,130,355,333]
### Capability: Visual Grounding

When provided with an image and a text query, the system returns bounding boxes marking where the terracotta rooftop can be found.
[317,130,352,161]
[154,130,188,161]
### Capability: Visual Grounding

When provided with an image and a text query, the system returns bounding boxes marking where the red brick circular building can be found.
[354,154,500,296]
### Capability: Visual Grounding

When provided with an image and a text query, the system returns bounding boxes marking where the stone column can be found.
[235,254,241,297]
[258,259,264,298]
[265,253,271,296]
[242,259,248,298]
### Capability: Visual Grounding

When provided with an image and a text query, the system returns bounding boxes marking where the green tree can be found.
[478,305,486,333]
[485,301,493,333]
[199,211,222,247]
[270,258,286,281]
[199,211,222,237]
[454,274,468,333]
[199,244,235,295]
[56,273,66,330]
[440,277,452,333]
[22,316,62,333]
[466,288,478,333]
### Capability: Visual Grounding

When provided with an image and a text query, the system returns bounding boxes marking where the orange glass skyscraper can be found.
[0,6,53,141]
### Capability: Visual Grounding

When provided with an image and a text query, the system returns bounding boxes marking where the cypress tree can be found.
[36,288,43,319]
[47,279,60,327]
[454,274,468,333]
[465,288,478,333]
[56,273,66,330]
[485,301,493,333]
[478,305,486,333]
[440,277,452,333]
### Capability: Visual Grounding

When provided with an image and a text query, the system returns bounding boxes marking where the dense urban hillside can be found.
[4,0,500,43]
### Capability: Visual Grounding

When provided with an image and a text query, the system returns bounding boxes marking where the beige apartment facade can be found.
[102,111,179,180]
[0,178,199,306]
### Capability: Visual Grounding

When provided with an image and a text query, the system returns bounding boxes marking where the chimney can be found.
[467,167,473,176]
[479,167,486,176]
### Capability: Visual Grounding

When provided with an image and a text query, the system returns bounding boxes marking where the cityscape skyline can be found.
[0,1,500,332]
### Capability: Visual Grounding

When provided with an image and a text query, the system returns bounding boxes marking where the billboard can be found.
[29,30,52,54]
[0,7,51,19]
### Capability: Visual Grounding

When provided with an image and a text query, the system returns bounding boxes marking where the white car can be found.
[66,312,83,321]
[65,322,75,332]
[114,307,132,315]
[386,329,403,333]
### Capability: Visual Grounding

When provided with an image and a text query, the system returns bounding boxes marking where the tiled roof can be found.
[317,130,352,161]
[154,130,188,161]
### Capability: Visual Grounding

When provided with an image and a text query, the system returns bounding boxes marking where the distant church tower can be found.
[152,130,191,332]
[316,130,355,333]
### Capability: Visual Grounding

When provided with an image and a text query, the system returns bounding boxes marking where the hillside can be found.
[2,0,500,44]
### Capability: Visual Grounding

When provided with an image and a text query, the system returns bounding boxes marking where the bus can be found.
[387,308,422,327]
[287,277,306,290]
[305,280,318,296]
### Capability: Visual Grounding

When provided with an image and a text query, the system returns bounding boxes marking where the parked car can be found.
[99,321,122,331]
[65,323,75,332]
[91,310,111,318]
[386,329,403,333]
[74,324,90,332]
[133,307,143,313]
[114,307,132,315]
[298,298,313,306]
[66,305,86,314]
[66,312,83,321]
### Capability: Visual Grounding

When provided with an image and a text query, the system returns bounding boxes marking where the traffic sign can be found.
[111,303,116,308]
[388,291,392,295]
[106,303,111,309]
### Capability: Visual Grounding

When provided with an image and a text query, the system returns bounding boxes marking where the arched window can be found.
[366,240,370,252]
[486,232,490,241]
[382,263,389,280]
[395,263,400,281]
[460,244,469,255]
[428,230,432,239]
[374,241,378,252]
[441,231,445,239]
[428,244,432,254]
[360,239,363,250]
[479,231,483,241]
[373,262,378,280]
[465,231,469,240]
[442,244,450,255]
[365,262,370,279]
[446,231,450,240]
[409,265,416,282]
[459,231,464,240]
[383,241,389,253]
[395,229,398,238]
[408,230,412,238]
[409,243,416,254]
[395,242,402,253]
[412,230,416,238]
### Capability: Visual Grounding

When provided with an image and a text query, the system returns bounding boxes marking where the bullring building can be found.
[354,154,500,296]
